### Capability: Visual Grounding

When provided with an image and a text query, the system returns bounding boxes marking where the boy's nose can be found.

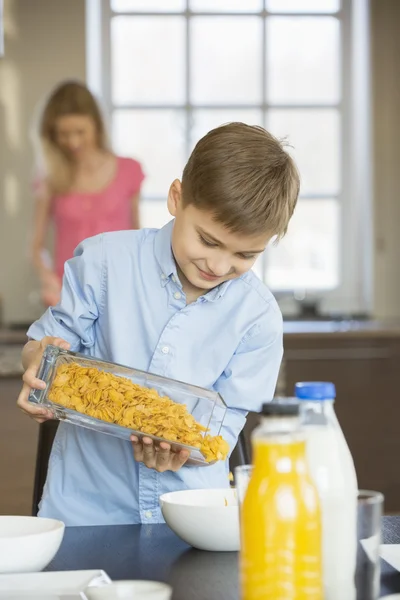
[206,259,232,278]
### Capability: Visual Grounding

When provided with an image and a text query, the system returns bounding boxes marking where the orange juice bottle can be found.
[240,402,322,600]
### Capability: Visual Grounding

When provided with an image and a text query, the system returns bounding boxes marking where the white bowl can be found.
[0,516,65,574]
[85,581,172,600]
[159,488,239,552]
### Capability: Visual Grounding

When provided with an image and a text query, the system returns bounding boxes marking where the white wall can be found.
[0,0,86,325]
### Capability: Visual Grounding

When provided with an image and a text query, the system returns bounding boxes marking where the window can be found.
[87,0,371,314]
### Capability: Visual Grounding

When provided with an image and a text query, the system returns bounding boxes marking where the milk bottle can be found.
[295,381,358,600]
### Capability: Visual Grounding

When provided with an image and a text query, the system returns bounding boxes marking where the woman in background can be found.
[31,80,144,306]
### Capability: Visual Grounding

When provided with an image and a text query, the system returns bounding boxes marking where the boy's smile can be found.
[167,180,271,301]
[196,266,226,283]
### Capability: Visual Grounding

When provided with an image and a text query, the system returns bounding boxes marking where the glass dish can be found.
[29,345,227,466]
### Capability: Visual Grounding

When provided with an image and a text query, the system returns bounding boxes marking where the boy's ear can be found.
[167,179,182,217]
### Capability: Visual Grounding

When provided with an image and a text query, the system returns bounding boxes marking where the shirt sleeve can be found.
[27,234,105,352]
[214,306,283,454]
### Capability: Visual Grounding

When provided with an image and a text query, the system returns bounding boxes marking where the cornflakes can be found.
[48,363,229,462]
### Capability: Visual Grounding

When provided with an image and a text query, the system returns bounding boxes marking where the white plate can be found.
[86,580,172,600]
[0,592,78,600]
[0,570,111,598]
[380,545,400,571]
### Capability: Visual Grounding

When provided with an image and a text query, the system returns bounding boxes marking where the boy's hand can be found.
[131,435,190,472]
[17,336,70,423]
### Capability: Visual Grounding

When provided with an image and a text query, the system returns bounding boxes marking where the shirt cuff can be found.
[27,308,81,352]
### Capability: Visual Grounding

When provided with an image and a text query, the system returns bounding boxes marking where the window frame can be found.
[86,0,372,315]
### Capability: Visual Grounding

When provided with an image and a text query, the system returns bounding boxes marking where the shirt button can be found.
[145,511,152,519]
[161,273,166,280]
[161,346,169,354]
[171,275,176,283]
[173,292,182,300]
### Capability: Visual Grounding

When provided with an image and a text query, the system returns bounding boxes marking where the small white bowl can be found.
[0,516,65,574]
[85,580,172,600]
[159,488,239,552]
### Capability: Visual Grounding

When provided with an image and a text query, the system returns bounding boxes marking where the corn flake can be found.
[48,363,229,462]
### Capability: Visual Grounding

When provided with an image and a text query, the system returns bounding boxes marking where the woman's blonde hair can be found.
[34,80,108,195]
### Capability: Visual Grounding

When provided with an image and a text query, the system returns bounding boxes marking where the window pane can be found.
[112,110,186,198]
[190,0,263,12]
[266,17,340,104]
[266,0,340,12]
[267,109,340,195]
[265,199,340,290]
[140,199,171,229]
[111,16,185,104]
[190,17,262,104]
[112,0,185,12]
[190,109,263,150]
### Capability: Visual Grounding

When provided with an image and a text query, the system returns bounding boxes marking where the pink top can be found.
[51,157,144,278]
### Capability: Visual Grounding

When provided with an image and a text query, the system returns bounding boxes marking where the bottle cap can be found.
[261,401,300,416]
[295,381,336,401]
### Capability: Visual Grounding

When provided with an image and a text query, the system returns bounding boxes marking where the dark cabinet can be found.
[283,331,400,513]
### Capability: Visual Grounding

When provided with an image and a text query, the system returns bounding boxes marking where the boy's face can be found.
[167,180,271,294]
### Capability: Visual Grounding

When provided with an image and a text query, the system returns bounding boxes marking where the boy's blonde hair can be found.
[182,122,300,238]
[34,80,108,195]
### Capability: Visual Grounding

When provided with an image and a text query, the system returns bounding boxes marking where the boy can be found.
[17,123,299,526]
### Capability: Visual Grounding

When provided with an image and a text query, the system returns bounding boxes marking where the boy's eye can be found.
[238,254,256,260]
[198,234,218,248]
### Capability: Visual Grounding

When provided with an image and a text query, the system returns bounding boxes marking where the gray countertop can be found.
[283,319,400,337]
[1,319,400,351]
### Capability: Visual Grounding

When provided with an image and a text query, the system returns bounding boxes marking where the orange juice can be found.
[240,403,322,600]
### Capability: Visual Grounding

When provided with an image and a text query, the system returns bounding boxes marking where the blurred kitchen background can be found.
[1,0,400,515]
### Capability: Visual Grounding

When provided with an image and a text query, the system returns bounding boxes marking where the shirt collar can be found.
[154,220,178,287]
[154,219,233,300]
[203,279,233,302]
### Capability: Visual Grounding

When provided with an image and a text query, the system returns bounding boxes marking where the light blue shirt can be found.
[28,220,283,526]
